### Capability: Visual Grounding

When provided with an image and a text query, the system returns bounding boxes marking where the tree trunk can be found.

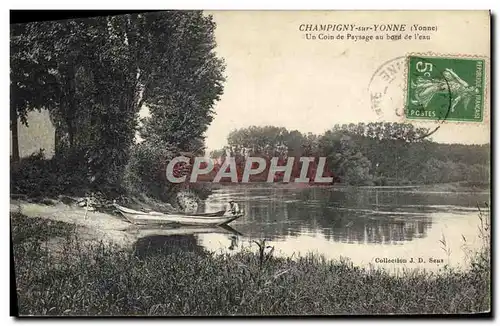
[10,109,20,162]
[54,123,70,157]
[67,64,77,150]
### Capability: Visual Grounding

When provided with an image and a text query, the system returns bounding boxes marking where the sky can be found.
[203,11,490,151]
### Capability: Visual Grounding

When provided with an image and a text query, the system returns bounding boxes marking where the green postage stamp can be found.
[406,55,486,122]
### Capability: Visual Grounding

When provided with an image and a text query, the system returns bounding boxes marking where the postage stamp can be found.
[405,55,486,122]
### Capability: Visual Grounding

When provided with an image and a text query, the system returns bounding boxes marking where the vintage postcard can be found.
[10,10,490,316]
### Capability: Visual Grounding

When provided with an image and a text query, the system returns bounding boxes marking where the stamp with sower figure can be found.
[406,55,486,122]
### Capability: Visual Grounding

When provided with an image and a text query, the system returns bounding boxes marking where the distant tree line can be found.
[210,123,490,186]
[11,11,225,200]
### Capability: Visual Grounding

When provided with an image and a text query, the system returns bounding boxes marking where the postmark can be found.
[405,55,486,122]
[368,56,407,121]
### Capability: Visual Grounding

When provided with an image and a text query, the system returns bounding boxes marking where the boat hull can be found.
[113,204,242,226]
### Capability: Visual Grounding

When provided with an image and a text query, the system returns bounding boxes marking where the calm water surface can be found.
[134,185,490,272]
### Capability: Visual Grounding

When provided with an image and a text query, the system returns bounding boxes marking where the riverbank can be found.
[11,211,490,316]
[10,199,134,248]
[210,182,490,193]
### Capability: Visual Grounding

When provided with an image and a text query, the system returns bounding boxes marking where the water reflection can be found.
[133,186,489,272]
[201,187,447,244]
[134,234,207,258]
[132,225,242,258]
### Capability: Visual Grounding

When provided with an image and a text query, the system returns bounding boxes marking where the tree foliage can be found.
[138,11,225,152]
[225,126,319,158]
[11,11,226,197]
[214,123,490,186]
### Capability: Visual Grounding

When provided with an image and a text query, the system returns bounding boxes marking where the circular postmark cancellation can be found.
[368,56,408,121]
[368,53,487,139]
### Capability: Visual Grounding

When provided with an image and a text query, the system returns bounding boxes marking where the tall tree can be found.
[10,23,60,162]
[139,11,226,153]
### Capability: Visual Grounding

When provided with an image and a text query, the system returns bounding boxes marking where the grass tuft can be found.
[11,207,490,316]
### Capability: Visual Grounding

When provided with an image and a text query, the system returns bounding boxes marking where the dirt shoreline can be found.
[10,199,239,249]
[10,200,135,247]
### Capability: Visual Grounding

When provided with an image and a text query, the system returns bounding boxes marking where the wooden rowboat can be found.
[113,203,243,226]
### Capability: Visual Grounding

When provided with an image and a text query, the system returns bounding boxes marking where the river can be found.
[135,185,490,273]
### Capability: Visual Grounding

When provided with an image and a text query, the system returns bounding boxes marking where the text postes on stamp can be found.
[406,56,485,122]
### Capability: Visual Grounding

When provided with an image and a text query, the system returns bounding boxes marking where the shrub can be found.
[373,176,387,186]
[123,141,215,205]
[123,141,182,202]
[10,149,90,197]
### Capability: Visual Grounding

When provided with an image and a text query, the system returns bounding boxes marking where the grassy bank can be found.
[12,213,490,316]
